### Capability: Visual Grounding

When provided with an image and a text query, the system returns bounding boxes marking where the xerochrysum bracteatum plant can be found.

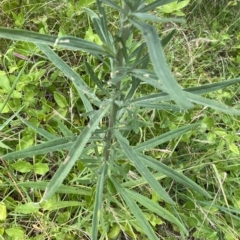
[1,0,240,239]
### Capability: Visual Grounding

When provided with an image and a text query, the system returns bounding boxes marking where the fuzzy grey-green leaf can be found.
[131,19,192,109]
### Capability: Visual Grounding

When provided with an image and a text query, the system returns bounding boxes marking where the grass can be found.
[1,0,240,239]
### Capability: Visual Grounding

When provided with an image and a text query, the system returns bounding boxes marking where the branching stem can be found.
[103,1,130,162]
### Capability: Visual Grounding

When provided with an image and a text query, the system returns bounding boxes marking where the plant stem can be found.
[103,1,131,162]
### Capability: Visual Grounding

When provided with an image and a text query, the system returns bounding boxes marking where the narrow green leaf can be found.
[161,29,176,47]
[0,27,108,55]
[122,172,164,188]
[131,19,192,109]
[108,66,129,85]
[42,201,85,211]
[131,77,240,107]
[130,52,150,72]
[96,0,111,46]
[199,201,240,219]
[123,0,133,9]
[185,92,240,115]
[40,104,110,202]
[83,8,107,45]
[2,138,74,161]
[131,13,185,23]
[130,42,145,68]
[115,132,174,204]
[124,76,141,102]
[185,78,240,95]
[14,181,91,196]
[101,0,126,13]
[85,61,110,96]
[138,153,212,199]
[125,45,149,102]
[135,102,182,111]
[17,116,57,140]
[2,135,102,162]
[134,122,200,152]
[131,69,158,79]
[130,69,167,90]
[127,190,188,236]
[138,0,177,12]
[92,163,108,240]
[131,92,172,105]
[133,0,147,11]
[36,44,98,111]
[55,118,74,137]
[114,36,129,64]
[111,178,159,240]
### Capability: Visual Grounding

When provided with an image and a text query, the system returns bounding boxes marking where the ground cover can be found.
[0,0,240,239]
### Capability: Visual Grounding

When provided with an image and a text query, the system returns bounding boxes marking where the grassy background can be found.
[1,0,240,239]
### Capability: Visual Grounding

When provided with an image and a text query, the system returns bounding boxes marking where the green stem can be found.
[103,1,130,162]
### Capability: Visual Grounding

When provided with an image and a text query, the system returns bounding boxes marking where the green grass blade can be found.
[127,189,189,236]
[131,19,192,109]
[134,122,200,152]
[0,107,24,131]
[186,92,240,115]
[199,201,240,220]
[0,63,27,114]
[0,27,108,55]
[36,44,98,110]
[115,131,174,204]
[92,163,108,240]
[111,178,159,240]
[40,104,110,202]
[138,153,212,199]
